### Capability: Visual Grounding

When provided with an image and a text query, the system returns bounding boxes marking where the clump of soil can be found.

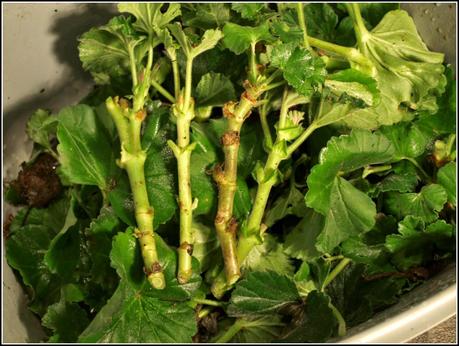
[10,153,62,207]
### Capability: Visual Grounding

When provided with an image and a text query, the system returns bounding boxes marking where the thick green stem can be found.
[215,93,258,285]
[106,98,165,290]
[322,258,351,290]
[124,151,165,289]
[211,107,319,298]
[212,319,244,343]
[296,3,311,50]
[175,117,194,284]
[170,53,197,284]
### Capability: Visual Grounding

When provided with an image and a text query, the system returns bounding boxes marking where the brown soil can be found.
[11,153,62,208]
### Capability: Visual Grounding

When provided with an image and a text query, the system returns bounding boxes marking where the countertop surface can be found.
[410,315,456,343]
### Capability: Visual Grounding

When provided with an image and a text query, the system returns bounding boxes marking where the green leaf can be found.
[340,238,390,274]
[269,42,297,70]
[107,172,136,226]
[384,184,448,223]
[282,47,327,97]
[385,216,454,270]
[88,206,122,235]
[324,68,380,107]
[284,209,324,260]
[191,28,224,58]
[358,3,400,28]
[271,19,303,44]
[195,72,236,107]
[42,298,90,342]
[231,3,266,20]
[7,225,62,316]
[306,130,394,214]
[280,290,337,342]
[230,316,284,343]
[118,3,181,34]
[192,222,220,272]
[5,197,70,315]
[44,198,80,281]
[78,282,196,343]
[303,4,338,42]
[112,230,201,300]
[79,230,198,343]
[78,16,146,84]
[305,130,396,252]
[379,122,430,160]
[318,177,377,253]
[372,161,419,196]
[437,162,456,207]
[182,4,231,30]
[293,262,318,297]
[57,104,119,191]
[349,10,446,128]
[234,176,253,219]
[415,65,456,137]
[61,283,86,303]
[222,22,273,55]
[264,184,308,227]
[190,121,256,217]
[143,105,178,227]
[26,109,58,149]
[325,263,405,327]
[242,235,294,276]
[228,271,300,317]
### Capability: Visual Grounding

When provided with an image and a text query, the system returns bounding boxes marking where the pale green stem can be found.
[329,302,347,337]
[184,57,194,112]
[264,69,282,86]
[151,79,176,103]
[198,307,212,319]
[176,117,194,284]
[324,255,344,262]
[212,319,244,343]
[172,59,181,99]
[259,102,273,149]
[322,258,351,290]
[286,123,318,157]
[263,80,286,92]
[249,42,258,84]
[106,97,165,290]
[296,3,311,50]
[446,134,456,154]
[128,44,138,87]
[193,298,223,307]
[362,164,392,179]
[278,87,290,134]
[307,36,373,72]
[215,93,259,285]
[346,3,369,52]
